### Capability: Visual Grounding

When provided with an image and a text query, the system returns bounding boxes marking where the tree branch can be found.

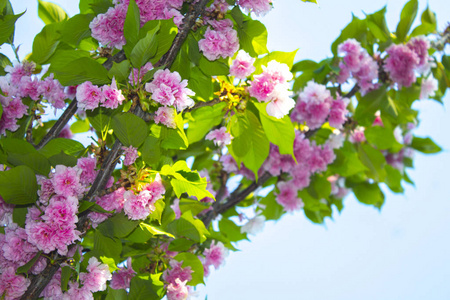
[202,172,272,227]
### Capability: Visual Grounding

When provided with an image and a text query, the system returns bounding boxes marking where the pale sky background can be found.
[2,1,450,299]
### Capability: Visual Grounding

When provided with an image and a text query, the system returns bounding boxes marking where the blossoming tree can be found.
[0,0,448,299]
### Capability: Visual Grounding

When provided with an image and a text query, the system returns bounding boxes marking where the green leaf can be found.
[87,106,115,133]
[0,12,24,45]
[123,0,140,51]
[236,18,269,57]
[411,136,442,154]
[130,24,159,68]
[98,212,140,238]
[385,164,404,193]
[353,182,385,209]
[187,102,226,144]
[12,206,27,227]
[106,287,128,300]
[61,14,94,46]
[30,22,63,64]
[168,238,195,252]
[129,277,159,300]
[254,50,298,75]
[198,56,229,76]
[38,0,68,24]
[331,16,368,56]
[230,111,270,180]
[149,19,177,64]
[355,86,387,126]
[16,251,42,274]
[139,223,174,238]
[38,138,85,158]
[330,141,367,176]
[219,218,247,242]
[52,57,110,85]
[160,114,189,150]
[357,143,387,182]
[174,252,204,285]
[366,6,390,42]
[79,0,112,15]
[7,151,51,176]
[259,192,285,221]
[364,126,396,150]
[70,119,90,134]
[188,67,212,101]
[0,165,38,205]
[395,0,418,42]
[111,113,149,147]
[140,136,161,167]
[0,53,12,76]
[291,59,319,74]
[255,102,295,156]
[108,60,131,83]
[60,266,73,292]
[93,231,122,262]
[166,210,209,243]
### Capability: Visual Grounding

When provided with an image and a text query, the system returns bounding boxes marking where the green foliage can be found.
[411,136,442,154]
[186,102,226,144]
[111,113,149,147]
[37,0,68,25]
[166,210,209,243]
[174,252,205,285]
[0,165,38,205]
[0,11,23,45]
[396,0,418,42]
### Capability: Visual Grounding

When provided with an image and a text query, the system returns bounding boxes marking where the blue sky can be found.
[3,1,450,299]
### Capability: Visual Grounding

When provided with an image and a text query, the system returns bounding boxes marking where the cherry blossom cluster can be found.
[0,62,69,135]
[248,60,295,118]
[162,260,193,300]
[291,81,349,130]
[384,36,431,88]
[90,0,183,50]
[198,19,240,61]
[229,50,256,79]
[110,257,136,290]
[205,126,232,146]
[201,241,229,277]
[76,78,125,111]
[337,39,379,94]
[40,256,112,299]
[122,174,166,220]
[237,0,273,16]
[145,69,195,112]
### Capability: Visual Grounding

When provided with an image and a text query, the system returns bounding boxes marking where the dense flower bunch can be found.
[248,60,295,118]
[76,78,125,111]
[90,0,183,49]
[198,19,240,61]
[291,81,349,129]
[237,0,273,16]
[0,62,69,135]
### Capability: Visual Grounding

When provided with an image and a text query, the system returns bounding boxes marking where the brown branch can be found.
[184,98,222,113]
[202,172,272,227]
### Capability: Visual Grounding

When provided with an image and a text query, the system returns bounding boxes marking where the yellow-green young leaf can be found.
[0,12,24,45]
[301,0,318,3]
[254,50,298,75]
[357,143,387,182]
[255,102,295,156]
[38,0,68,24]
[139,223,174,238]
[70,119,90,134]
[160,113,189,150]
[100,256,120,272]
[364,126,396,150]
[174,252,205,285]
[330,141,367,176]
[236,18,269,57]
[395,0,418,42]
[219,218,247,242]
[366,6,390,43]
[0,165,38,205]
[166,211,209,244]
[385,164,404,193]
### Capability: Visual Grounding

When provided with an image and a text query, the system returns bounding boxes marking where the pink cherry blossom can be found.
[166,278,189,300]
[163,260,193,285]
[0,266,30,299]
[205,127,232,146]
[203,241,228,269]
[230,50,256,79]
[80,257,112,292]
[122,145,138,166]
[51,165,83,197]
[420,75,438,99]
[110,257,136,290]
[76,81,105,111]
[154,106,177,129]
[101,77,125,109]
[89,4,127,49]
[198,21,239,61]
[77,157,98,186]
[63,282,93,300]
[275,181,304,212]
[237,0,273,16]
[384,44,419,88]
